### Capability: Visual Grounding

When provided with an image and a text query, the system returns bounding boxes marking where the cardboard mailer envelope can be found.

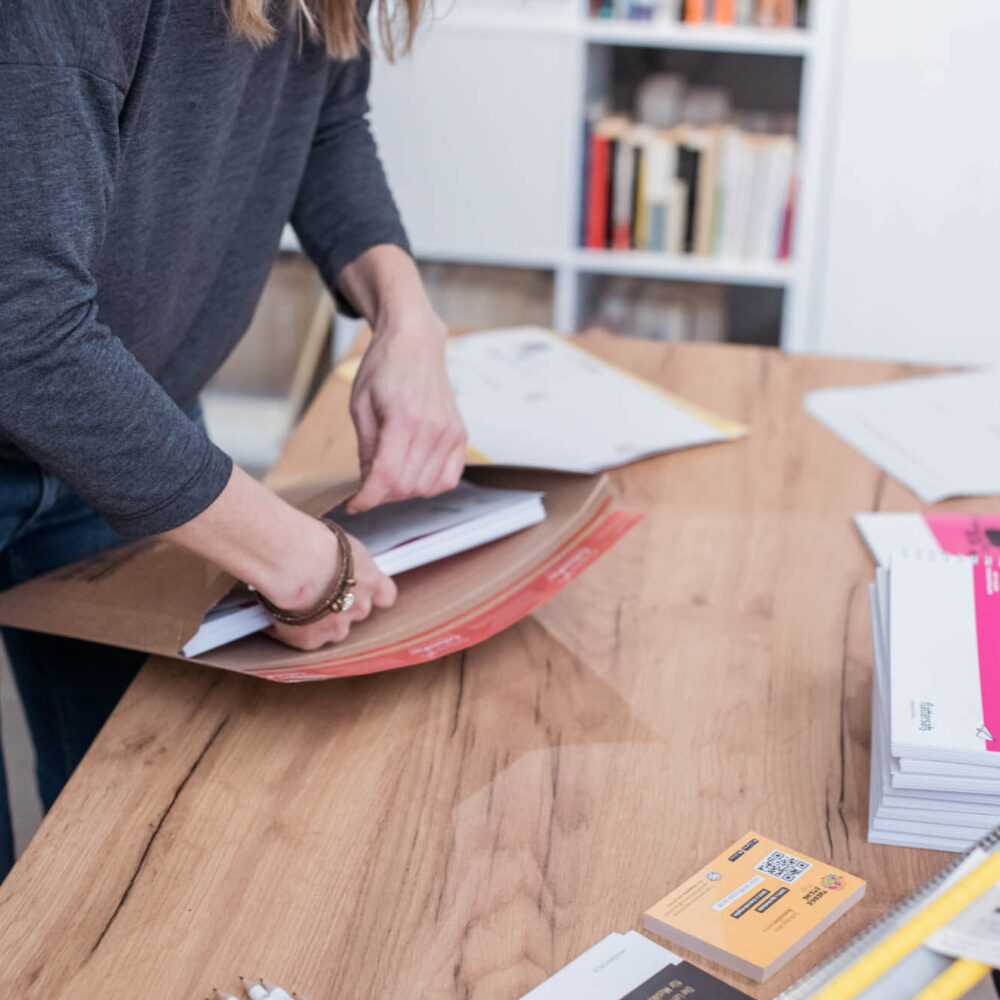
[0,371,640,683]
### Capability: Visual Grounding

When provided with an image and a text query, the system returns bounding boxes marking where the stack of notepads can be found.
[866,546,1000,852]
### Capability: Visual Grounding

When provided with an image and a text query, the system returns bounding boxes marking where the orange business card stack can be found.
[645,832,865,982]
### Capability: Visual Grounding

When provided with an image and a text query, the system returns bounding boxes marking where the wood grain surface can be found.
[0,336,988,1000]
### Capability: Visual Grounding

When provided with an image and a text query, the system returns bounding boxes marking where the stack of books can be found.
[583,115,796,261]
[589,0,807,27]
[868,554,1000,852]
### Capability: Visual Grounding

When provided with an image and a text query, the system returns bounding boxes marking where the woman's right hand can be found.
[265,530,397,651]
[164,465,398,652]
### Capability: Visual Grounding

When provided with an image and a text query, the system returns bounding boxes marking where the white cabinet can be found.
[810,0,1000,363]
[369,12,577,264]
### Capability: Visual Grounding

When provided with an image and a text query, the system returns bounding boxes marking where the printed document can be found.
[805,369,1000,503]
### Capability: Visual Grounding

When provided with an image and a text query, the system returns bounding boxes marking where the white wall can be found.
[811,0,1000,364]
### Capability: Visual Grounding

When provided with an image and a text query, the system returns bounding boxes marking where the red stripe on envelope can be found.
[254,508,642,682]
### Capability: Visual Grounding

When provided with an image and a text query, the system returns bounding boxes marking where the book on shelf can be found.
[583,111,797,262]
[589,0,806,27]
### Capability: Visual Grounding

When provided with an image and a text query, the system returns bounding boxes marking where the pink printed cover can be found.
[921,515,1000,753]
[972,558,1000,753]
[925,514,1000,556]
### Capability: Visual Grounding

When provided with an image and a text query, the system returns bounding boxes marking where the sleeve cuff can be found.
[298,221,412,319]
[105,439,234,537]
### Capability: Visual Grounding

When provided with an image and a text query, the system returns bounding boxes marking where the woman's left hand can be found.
[345,308,467,514]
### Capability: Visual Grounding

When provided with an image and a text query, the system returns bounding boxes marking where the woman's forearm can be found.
[163,464,342,613]
[337,243,437,330]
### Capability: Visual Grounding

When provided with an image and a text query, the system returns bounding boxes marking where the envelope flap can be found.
[0,537,236,657]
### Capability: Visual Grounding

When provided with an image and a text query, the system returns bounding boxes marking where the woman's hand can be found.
[165,467,397,653]
[346,312,466,513]
[336,245,467,515]
[267,529,396,651]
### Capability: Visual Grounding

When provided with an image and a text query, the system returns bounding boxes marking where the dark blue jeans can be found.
[0,460,145,880]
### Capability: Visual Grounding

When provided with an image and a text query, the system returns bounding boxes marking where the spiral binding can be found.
[774,823,1000,999]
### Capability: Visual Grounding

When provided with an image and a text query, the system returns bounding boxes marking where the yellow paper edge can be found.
[555,333,748,440]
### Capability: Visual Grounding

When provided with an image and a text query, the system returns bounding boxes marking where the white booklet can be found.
[805,368,1000,503]
[888,554,1000,769]
[338,327,746,474]
[519,931,681,1000]
[182,481,545,658]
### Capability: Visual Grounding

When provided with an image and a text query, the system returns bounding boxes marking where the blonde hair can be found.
[229,0,423,61]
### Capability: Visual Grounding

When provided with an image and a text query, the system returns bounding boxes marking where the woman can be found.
[0,0,465,877]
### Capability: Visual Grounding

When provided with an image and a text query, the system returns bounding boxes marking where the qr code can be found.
[753,849,812,884]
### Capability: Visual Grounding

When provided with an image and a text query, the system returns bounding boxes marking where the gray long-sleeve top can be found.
[0,0,409,535]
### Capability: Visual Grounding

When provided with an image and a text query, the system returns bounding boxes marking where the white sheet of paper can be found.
[446,327,743,473]
[805,369,1000,503]
[519,931,680,1000]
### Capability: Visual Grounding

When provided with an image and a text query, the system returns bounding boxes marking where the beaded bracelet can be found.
[254,518,356,626]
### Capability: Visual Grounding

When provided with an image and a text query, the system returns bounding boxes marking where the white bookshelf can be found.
[579,21,814,55]
[368,0,841,348]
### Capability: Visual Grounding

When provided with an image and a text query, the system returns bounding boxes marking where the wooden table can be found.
[0,336,987,1000]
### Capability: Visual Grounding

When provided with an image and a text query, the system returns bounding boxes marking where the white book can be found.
[888,554,1000,769]
[520,931,681,1000]
[718,128,752,259]
[641,133,678,253]
[666,177,688,256]
[743,139,775,260]
[182,481,546,658]
[763,137,796,260]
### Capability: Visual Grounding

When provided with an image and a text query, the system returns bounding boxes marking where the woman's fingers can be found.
[372,573,397,608]
[346,412,412,513]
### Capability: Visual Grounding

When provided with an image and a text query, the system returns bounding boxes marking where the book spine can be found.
[655,0,682,21]
[694,129,720,256]
[632,143,648,250]
[579,116,594,247]
[757,0,779,26]
[683,0,706,23]
[586,132,611,249]
[777,172,797,260]
[667,177,687,255]
[677,145,700,253]
[605,137,618,248]
[714,0,735,24]
[612,137,636,250]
